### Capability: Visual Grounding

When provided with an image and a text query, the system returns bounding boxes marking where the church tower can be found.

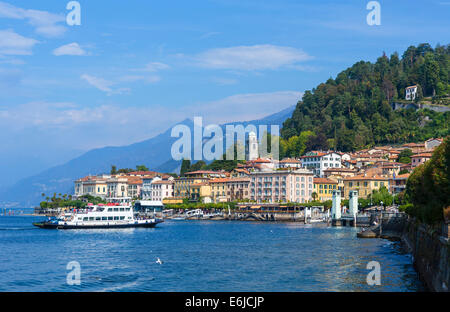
[248,131,259,161]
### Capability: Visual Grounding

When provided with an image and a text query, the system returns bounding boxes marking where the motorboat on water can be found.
[33,203,163,229]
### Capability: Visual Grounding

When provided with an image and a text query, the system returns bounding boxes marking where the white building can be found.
[405,85,418,100]
[141,176,161,200]
[425,138,443,150]
[301,152,342,177]
[248,131,259,161]
[150,178,174,202]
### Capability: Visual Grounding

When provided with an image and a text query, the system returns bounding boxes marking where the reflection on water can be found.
[0,216,424,292]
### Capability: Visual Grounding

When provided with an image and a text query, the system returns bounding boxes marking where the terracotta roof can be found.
[279,158,301,163]
[185,170,224,175]
[152,180,174,184]
[323,168,356,172]
[344,174,389,181]
[411,152,433,158]
[126,177,143,185]
[209,178,231,183]
[393,173,410,179]
[313,178,337,184]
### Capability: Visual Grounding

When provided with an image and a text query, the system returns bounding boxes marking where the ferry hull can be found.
[33,220,163,230]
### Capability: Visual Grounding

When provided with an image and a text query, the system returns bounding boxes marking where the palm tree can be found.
[312,192,318,202]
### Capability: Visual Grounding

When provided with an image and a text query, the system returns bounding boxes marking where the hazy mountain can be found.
[0,106,295,207]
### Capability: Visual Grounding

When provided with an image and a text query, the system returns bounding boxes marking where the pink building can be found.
[411,152,433,168]
[249,169,314,203]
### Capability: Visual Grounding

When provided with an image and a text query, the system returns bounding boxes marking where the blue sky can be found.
[0,0,449,187]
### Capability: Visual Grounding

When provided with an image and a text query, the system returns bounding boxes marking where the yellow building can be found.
[173,177,209,198]
[74,175,109,198]
[313,178,338,202]
[189,183,212,203]
[343,174,389,199]
[210,178,230,203]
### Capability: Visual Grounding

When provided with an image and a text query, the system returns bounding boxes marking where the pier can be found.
[331,190,371,227]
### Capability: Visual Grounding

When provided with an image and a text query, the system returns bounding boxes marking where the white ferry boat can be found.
[33,203,163,229]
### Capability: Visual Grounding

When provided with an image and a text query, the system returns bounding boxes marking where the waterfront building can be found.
[106,177,130,199]
[343,174,389,199]
[228,177,250,202]
[301,151,342,177]
[209,178,230,203]
[249,168,314,203]
[150,178,174,202]
[313,177,338,202]
[189,182,212,203]
[209,177,251,203]
[126,176,143,199]
[74,175,110,199]
[173,170,224,198]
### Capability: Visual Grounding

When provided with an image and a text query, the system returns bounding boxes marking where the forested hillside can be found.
[281,43,450,154]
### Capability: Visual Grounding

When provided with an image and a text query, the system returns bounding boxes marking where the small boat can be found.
[33,203,163,229]
[171,217,186,221]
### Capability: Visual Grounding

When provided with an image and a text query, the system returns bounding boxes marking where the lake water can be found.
[0,215,423,291]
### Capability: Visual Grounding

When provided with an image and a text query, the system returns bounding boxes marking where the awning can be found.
[250,205,261,209]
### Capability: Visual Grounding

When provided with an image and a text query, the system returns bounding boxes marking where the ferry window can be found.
[114,208,119,212]
[96,217,101,221]
[126,208,130,211]
[89,217,94,221]
[102,217,107,220]
[108,208,112,212]
[83,217,88,221]
[120,208,124,211]
[108,217,113,220]
[120,216,125,220]
[114,216,119,220]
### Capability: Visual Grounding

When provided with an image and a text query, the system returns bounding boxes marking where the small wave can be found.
[0,227,35,231]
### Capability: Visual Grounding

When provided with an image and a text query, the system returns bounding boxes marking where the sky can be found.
[0,0,449,187]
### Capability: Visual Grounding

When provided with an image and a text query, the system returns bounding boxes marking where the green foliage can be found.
[39,193,106,209]
[397,149,413,164]
[282,43,450,152]
[180,159,191,176]
[405,136,450,224]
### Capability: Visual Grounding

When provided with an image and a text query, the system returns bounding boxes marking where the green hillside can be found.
[281,43,450,153]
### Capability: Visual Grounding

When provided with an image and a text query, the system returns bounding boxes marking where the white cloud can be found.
[0,91,301,149]
[138,62,170,72]
[189,91,302,124]
[81,74,131,96]
[53,43,86,56]
[0,29,38,55]
[194,44,312,71]
[119,75,161,83]
[0,2,66,37]
[81,74,113,93]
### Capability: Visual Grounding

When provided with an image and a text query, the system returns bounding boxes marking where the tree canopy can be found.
[282,43,450,153]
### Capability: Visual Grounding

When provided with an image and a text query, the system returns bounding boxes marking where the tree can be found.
[397,149,413,164]
[180,159,191,176]
[111,165,117,175]
[136,165,149,171]
[405,136,450,224]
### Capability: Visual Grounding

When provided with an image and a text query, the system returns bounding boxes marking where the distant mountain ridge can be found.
[1,106,295,207]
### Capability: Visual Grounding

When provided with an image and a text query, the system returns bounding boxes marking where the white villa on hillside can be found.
[405,85,418,100]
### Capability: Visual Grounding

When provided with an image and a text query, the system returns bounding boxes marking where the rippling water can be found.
[0,216,423,291]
